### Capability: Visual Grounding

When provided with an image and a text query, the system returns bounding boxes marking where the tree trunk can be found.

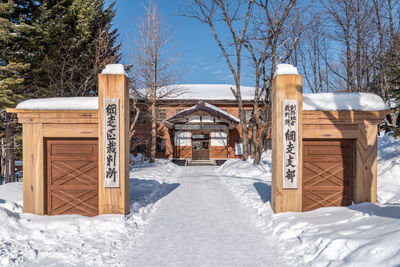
[254,102,271,165]
[237,97,249,161]
[149,102,157,163]
[4,114,16,183]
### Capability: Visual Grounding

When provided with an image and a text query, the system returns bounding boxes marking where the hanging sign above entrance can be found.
[103,98,120,188]
[282,99,299,189]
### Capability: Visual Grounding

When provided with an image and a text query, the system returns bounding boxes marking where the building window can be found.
[157,109,166,121]
[235,142,243,155]
[156,137,166,152]
[132,109,146,123]
[132,138,146,153]
[245,110,253,122]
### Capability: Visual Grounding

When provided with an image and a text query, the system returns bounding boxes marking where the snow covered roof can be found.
[204,102,240,123]
[275,64,298,76]
[101,64,127,76]
[164,84,255,101]
[165,101,240,125]
[303,93,390,111]
[13,91,389,112]
[15,97,98,110]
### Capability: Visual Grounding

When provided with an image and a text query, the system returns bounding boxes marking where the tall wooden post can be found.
[98,64,130,215]
[271,65,303,213]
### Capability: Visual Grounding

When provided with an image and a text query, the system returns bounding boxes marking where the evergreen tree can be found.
[35,0,121,96]
[0,0,32,110]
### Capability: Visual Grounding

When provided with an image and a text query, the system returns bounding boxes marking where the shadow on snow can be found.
[253,182,271,204]
[130,178,180,208]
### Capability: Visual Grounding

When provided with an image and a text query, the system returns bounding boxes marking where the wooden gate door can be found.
[192,133,210,160]
[302,139,354,212]
[46,139,99,216]
[192,140,210,160]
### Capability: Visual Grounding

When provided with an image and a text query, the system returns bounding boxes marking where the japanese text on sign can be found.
[104,98,120,188]
[282,99,299,189]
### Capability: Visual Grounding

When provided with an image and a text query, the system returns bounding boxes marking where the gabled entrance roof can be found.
[164,101,240,129]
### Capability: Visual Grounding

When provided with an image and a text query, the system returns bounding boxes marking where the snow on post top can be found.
[303,93,390,111]
[275,64,299,76]
[15,97,98,110]
[101,64,127,76]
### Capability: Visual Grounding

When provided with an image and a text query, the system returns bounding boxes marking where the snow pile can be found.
[272,203,400,266]
[165,84,255,100]
[275,64,298,76]
[217,135,400,266]
[303,92,389,111]
[101,63,127,75]
[377,134,400,204]
[16,97,98,110]
[216,155,270,180]
[0,159,180,265]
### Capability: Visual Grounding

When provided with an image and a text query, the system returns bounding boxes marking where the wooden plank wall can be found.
[22,123,44,214]
[21,122,98,215]
[98,74,130,215]
[271,75,303,213]
[355,124,378,203]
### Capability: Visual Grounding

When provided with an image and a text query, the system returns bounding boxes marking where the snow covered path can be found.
[125,166,287,266]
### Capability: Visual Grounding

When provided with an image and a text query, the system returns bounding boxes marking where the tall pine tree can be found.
[34,0,121,97]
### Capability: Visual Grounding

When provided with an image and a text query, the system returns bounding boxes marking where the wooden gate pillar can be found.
[98,64,130,215]
[271,64,303,213]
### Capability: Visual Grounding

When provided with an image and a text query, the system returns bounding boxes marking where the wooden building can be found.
[7,64,130,217]
[271,65,391,213]
[132,84,263,164]
[6,63,391,216]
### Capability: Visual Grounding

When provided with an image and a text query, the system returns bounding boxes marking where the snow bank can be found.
[217,135,400,266]
[377,134,400,204]
[15,97,98,110]
[303,92,389,111]
[216,155,270,180]
[0,159,180,265]
[101,63,127,75]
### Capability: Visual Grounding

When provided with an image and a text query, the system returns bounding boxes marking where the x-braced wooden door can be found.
[302,139,354,212]
[46,139,99,216]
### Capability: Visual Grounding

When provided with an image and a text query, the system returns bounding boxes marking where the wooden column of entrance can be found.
[98,65,130,214]
[271,69,303,213]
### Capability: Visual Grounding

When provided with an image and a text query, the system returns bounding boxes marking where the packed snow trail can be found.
[124,166,287,266]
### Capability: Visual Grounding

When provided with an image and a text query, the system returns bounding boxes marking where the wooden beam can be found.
[7,109,98,124]
[98,73,130,215]
[271,74,303,213]
[22,123,45,215]
[43,124,98,138]
[303,124,359,139]
[303,110,390,125]
[354,124,378,203]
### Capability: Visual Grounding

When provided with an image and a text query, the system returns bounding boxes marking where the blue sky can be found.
[105,0,254,86]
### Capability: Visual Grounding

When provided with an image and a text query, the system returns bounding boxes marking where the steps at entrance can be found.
[187,159,216,166]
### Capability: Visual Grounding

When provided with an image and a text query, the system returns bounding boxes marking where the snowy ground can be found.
[0,159,180,265]
[217,135,400,266]
[0,135,399,266]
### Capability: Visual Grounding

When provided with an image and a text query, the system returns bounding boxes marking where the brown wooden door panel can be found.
[192,140,210,160]
[47,139,99,216]
[302,139,354,212]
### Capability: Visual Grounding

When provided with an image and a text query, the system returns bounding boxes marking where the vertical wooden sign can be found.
[103,98,120,188]
[282,99,299,189]
[98,64,130,215]
[271,67,303,213]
